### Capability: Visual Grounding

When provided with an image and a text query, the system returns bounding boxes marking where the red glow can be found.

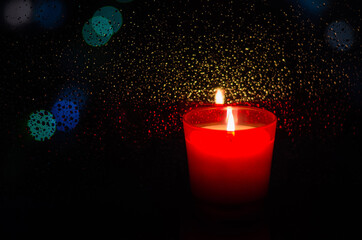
[183,106,276,205]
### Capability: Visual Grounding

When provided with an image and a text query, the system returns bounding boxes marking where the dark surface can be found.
[1,0,362,239]
[2,128,362,239]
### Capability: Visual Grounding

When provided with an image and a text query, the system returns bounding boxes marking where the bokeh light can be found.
[298,0,329,15]
[27,110,56,141]
[91,16,114,38]
[92,0,360,141]
[93,6,123,34]
[107,9,294,104]
[57,87,87,111]
[34,0,65,29]
[52,100,79,132]
[82,17,113,47]
[51,100,80,132]
[3,0,33,27]
[4,0,359,144]
[82,6,122,47]
[325,21,355,51]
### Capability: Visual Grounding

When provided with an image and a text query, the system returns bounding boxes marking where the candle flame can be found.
[226,107,235,132]
[215,89,224,104]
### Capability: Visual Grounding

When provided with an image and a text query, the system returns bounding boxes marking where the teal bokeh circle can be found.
[93,6,123,34]
[27,110,56,141]
[82,17,113,47]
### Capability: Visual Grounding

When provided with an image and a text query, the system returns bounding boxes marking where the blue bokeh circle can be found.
[34,0,65,29]
[51,100,80,132]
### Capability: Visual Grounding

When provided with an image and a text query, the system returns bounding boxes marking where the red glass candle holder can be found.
[183,106,277,206]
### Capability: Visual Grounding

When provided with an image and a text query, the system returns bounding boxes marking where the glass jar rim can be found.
[183,106,277,132]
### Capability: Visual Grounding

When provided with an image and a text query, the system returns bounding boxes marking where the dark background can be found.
[1,0,361,239]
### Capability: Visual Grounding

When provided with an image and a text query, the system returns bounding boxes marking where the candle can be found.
[183,106,277,206]
[215,88,225,105]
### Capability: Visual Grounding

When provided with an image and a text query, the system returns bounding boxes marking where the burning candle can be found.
[183,105,277,206]
[215,88,225,105]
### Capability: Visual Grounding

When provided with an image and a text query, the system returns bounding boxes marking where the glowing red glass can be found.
[183,106,277,205]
